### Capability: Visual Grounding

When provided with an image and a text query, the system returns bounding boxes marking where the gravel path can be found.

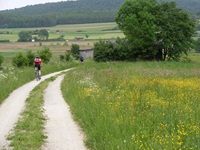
[42,75,86,150]
[0,69,73,149]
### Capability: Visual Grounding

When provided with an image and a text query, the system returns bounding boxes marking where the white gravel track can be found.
[42,74,86,150]
[0,68,75,149]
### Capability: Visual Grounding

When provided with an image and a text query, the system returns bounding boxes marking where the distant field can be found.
[0,22,199,61]
[0,22,124,42]
[0,22,124,60]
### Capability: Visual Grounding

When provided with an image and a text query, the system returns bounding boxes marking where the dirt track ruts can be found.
[42,74,86,150]
[0,68,77,149]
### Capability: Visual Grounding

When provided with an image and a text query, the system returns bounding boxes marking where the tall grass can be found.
[61,59,200,149]
[0,61,78,104]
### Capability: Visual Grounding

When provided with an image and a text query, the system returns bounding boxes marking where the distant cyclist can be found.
[80,55,84,64]
[34,56,42,79]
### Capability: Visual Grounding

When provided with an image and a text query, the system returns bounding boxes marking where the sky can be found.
[0,0,68,11]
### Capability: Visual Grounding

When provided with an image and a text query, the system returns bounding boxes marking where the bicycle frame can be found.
[35,67,40,81]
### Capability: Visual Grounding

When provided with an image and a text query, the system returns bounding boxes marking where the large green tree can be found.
[18,31,32,42]
[70,44,80,60]
[115,0,196,60]
[155,2,196,60]
[38,29,49,41]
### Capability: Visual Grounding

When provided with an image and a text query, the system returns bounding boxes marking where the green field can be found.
[0,22,124,61]
[0,22,124,42]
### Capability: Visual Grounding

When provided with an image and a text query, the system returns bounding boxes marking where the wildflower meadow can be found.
[61,59,200,150]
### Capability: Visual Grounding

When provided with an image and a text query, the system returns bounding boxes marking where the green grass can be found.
[0,52,19,57]
[61,57,200,150]
[1,55,199,149]
[0,22,124,42]
[7,77,56,150]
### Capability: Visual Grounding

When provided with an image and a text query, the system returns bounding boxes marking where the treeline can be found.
[0,0,199,28]
[0,0,124,28]
[0,10,117,28]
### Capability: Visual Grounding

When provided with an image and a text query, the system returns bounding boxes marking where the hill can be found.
[160,0,200,14]
[0,0,199,28]
[0,0,124,28]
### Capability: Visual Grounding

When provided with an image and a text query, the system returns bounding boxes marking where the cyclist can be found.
[34,56,42,79]
[80,55,84,64]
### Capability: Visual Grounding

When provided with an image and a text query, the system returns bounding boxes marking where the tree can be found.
[116,0,158,60]
[155,2,196,60]
[18,31,32,42]
[38,29,49,41]
[70,44,80,60]
[115,0,196,61]
[85,34,89,39]
[195,38,200,53]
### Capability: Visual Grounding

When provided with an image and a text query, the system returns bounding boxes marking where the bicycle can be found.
[35,67,41,81]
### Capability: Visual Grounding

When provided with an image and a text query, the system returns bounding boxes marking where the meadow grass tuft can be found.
[61,58,200,150]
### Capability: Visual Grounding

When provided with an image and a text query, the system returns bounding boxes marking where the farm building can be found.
[65,48,93,59]
[79,49,93,58]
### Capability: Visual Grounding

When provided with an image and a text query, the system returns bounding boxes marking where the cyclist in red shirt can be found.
[34,56,42,79]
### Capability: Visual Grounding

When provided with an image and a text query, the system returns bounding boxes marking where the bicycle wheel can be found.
[35,69,40,81]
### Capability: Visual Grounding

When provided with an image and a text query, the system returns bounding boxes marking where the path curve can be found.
[0,68,73,149]
[42,74,86,150]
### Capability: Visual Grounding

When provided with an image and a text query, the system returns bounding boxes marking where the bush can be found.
[70,44,80,60]
[60,52,72,62]
[60,55,65,61]
[93,38,132,62]
[65,52,72,62]
[93,40,114,62]
[26,50,35,66]
[37,47,52,63]
[0,55,4,67]
[12,52,28,67]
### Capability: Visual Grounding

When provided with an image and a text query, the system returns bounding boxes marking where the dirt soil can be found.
[0,68,86,149]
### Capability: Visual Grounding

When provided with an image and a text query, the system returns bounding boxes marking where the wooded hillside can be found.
[0,0,199,28]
